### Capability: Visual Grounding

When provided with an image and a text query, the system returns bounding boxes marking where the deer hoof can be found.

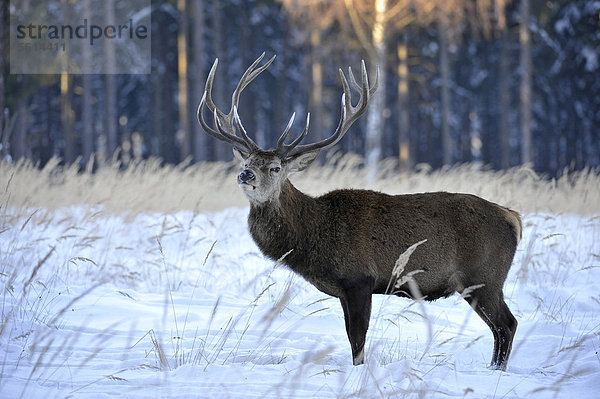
[353,348,365,366]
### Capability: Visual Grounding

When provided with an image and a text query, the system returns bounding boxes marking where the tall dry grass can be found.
[1,155,599,215]
[1,155,598,397]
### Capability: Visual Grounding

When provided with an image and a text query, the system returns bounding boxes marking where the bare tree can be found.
[282,0,433,169]
[0,0,4,156]
[431,0,509,166]
[499,29,511,169]
[343,0,387,169]
[61,73,76,163]
[177,0,191,159]
[192,0,207,161]
[280,1,340,146]
[437,14,453,165]
[396,33,410,170]
[104,0,118,160]
[11,100,28,160]
[519,0,532,165]
[60,0,75,163]
[210,0,229,160]
[428,0,467,166]
[81,0,94,165]
[81,76,94,165]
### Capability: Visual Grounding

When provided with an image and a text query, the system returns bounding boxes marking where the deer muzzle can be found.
[238,169,256,188]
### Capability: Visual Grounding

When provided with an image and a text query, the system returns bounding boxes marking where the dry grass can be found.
[1,156,599,398]
[1,156,599,216]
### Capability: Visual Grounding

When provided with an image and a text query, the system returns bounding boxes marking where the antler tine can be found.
[197,92,229,140]
[231,53,276,108]
[198,58,247,148]
[340,68,352,111]
[201,59,226,119]
[198,54,276,153]
[368,61,379,96]
[285,62,378,158]
[277,112,296,149]
[196,84,249,152]
[233,106,259,149]
[212,108,250,150]
[276,113,310,157]
[348,66,362,93]
[288,113,311,148]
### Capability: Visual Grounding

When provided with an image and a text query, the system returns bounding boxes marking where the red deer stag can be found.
[197,53,521,370]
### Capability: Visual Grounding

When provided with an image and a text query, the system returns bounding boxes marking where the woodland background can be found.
[1,0,599,176]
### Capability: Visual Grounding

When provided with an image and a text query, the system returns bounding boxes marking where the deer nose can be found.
[238,169,255,183]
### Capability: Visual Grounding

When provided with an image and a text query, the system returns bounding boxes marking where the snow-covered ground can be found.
[1,206,599,398]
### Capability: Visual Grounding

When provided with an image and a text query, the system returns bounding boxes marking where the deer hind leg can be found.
[491,298,518,370]
[465,292,517,371]
[339,278,373,366]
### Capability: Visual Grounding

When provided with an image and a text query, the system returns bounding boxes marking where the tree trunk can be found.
[0,0,5,158]
[397,35,410,171]
[276,23,289,149]
[82,75,93,165]
[61,73,76,163]
[151,1,177,164]
[438,17,452,166]
[105,0,118,161]
[238,4,259,147]
[212,0,228,161]
[11,100,28,160]
[519,0,532,165]
[310,25,323,144]
[192,0,207,161]
[469,110,482,162]
[499,30,511,169]
[153,70,164,160]
[177,0,191,159]
[162,71,177,163]
[60,0,75,164]
[366,0,387,169]
[81,0,94,165]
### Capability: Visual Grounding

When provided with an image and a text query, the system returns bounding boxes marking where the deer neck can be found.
[248,180,317,262]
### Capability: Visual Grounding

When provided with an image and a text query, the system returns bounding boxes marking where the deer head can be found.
[197,53,378,204]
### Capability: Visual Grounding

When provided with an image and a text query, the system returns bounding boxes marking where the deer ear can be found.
[233,148,249,163]
[287,150,320,173]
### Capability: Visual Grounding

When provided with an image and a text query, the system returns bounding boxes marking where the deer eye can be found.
[270,167,280,173]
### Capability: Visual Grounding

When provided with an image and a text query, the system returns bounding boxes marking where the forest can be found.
[2,2,600,397]
[2,0,599,176]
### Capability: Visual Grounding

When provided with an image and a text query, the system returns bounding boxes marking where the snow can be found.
[1,206,599,398]
[581,46,598,72]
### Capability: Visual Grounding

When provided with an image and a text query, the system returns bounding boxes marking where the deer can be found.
[197,53,521,371]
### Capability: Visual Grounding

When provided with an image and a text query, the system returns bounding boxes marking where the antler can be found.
[198,54,378,159]
[197,52,276,153]
[276,60,379,159]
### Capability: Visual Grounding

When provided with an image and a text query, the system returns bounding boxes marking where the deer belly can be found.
[297,269,344,298]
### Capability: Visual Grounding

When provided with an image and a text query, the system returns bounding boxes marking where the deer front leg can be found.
[339,278,374,365]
